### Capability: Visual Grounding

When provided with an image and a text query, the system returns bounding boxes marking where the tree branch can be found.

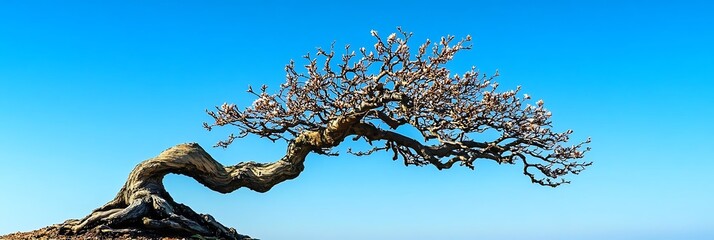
[205,28,591,187]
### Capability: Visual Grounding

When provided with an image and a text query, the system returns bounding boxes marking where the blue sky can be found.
[1,1,713,239]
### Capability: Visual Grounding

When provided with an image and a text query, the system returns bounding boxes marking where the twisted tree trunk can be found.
[59,142,309,239]
[59,115,359,239]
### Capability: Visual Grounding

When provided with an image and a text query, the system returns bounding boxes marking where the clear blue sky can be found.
[1,1,712,239]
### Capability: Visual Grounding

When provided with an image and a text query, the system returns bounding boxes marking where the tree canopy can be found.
[205,28,591,187]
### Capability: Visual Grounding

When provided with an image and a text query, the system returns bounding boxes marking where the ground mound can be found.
[0,223,246,240]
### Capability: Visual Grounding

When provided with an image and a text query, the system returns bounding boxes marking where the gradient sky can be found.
[1,1,713,239]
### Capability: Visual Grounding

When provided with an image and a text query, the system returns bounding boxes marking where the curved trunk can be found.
[59,115,360,239]
[60,142,309,239]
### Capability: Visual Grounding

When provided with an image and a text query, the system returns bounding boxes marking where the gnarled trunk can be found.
[59,142,309,239]
[59,115,360,239]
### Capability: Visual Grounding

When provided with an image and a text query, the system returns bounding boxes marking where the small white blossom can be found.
[388,33,396,42]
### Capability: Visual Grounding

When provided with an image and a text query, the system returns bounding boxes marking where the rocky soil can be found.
[0,223,240,240]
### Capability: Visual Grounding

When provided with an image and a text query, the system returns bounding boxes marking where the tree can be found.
[59,28,591,239]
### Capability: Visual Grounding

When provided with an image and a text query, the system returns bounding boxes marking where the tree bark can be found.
[59,115,362,239]
[59,142,309,239]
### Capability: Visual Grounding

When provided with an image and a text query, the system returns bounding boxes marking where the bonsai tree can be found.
[59,28,591,239]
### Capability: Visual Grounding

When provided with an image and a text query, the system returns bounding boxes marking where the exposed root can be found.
[59,194,251,240]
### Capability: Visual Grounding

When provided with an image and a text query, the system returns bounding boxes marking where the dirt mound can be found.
[0,224,241,240]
